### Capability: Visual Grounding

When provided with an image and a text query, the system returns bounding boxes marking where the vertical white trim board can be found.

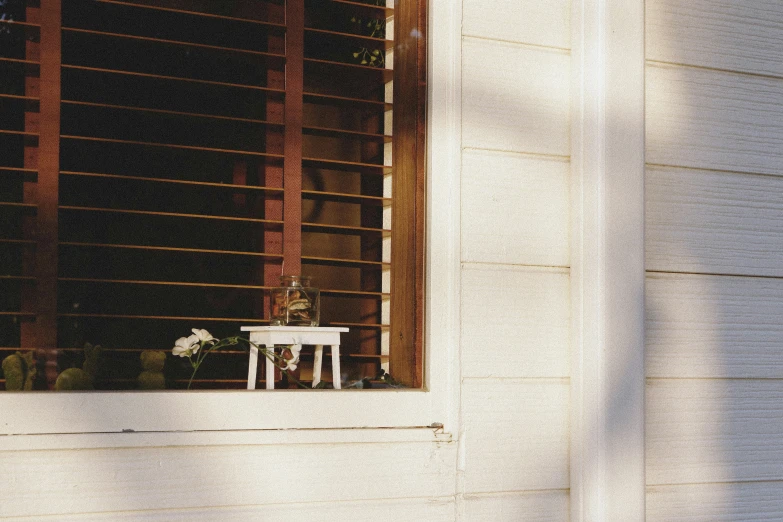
[571,0,646,520]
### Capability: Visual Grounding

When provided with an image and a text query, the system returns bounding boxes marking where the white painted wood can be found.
[461,150,570,267]
[647,481,783,522]
[425,0,463,436]
[571,0,646,520]
[647,166,783,277]
[646,272,783,378]
[647,0,783,78]
[647,379,783,485]
[0,427,449,452]
[462,37,570,156]
[463,490,570,521]
[646,63,783,176]
[0,497,456,522]
[463,0,570,50]
[0,441,457,518]
[461,264,570,379]
[461,379,570,494]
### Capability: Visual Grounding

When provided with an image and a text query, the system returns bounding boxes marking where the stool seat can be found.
[241,326,349,389]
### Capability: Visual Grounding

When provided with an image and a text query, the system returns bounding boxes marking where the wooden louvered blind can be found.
[0,0,425,390]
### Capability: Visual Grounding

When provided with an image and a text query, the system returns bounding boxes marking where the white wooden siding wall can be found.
[646,0,783,519]
[460,1,571,519]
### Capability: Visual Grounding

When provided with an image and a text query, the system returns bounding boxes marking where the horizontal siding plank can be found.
[647,0,783,77]
[646,63,783,176]
[647,379,783,485]
[462,264,569,378]
[0,442,456,518]
[462,379,569,493]
[462,150,570,266]
[647,272,783,378]
[462,38,570,156]
[647,166,783,276]
[463,0,570,50]
[648,481,783,522]
[464,490,569,521]
[0,498,455,522]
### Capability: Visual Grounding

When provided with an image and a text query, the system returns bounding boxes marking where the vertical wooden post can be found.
[389,0,426,388]
[283,0,303,276]
[22,0,60,388]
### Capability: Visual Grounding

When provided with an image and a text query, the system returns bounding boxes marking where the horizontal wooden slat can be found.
[647,379,783,485]
[94,0,287,30]
[303,91,391,110]
[60,170,284,194]
[302,255,388,269]
[464,491,570,522]
[646,272,783,379]
[0,275,35,281]
[302,157,390,174]
[0,20,41,29]
[304,57,393,82]
[462,264,570,378]
[463,0,570,50]
[60,134,284,158]
[0,202,36,214]
[302,221,389,236]
[62,26,286,63]
[0,129,39,138]
[303,125,391,143]
[59,205,284,226]
[59,241,281,259]
[0,167,38,181]
[58,313,267,323]
[462,379,570,493]
[302,190,389,206]
[61,64,286,94]
[305,27,393,50]
[0,239,36,246]
[0,93,40,102]
[647,0,783,78]
[462,150,570,266]
[0,57,40,66]
[646,63,783,176]
[0,312,35,317]
[61,100,282,126]
[320,288,388,298]
[462,38,570,156]
[58,277,272,291]
[647,481,783,522]
[647,165,783,276]
[329,0,394,16]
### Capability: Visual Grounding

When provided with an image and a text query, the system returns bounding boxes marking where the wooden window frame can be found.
[0,0,462,440]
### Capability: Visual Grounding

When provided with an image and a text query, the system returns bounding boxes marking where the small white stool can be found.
[241,326,349,389]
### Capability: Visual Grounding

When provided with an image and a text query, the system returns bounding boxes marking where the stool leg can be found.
[247,343,258,390]
[312,345,323,388]
[265,345,275,390]
[331,344,341,389]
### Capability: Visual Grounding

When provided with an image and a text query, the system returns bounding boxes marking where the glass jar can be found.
[269,275,320,327]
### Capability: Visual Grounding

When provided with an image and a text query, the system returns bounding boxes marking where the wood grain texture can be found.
[461,150,570,267]
[0,441,456,518]
[461,264,569,378]
[646,63,783,176]
[463,490,569,521]
[462,38,570,156]
[647,481,783,522]
[647,166,783,276]
[647,0,783,77]
[0,497,455,521]
[463,0,570,50]
[647,379,783,485]
[462,379,569,493]
[647,272,783,378]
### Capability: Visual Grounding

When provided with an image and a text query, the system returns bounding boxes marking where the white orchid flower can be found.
[172,334,200,357]
[280,344,302,372]
[191,328,215,344]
